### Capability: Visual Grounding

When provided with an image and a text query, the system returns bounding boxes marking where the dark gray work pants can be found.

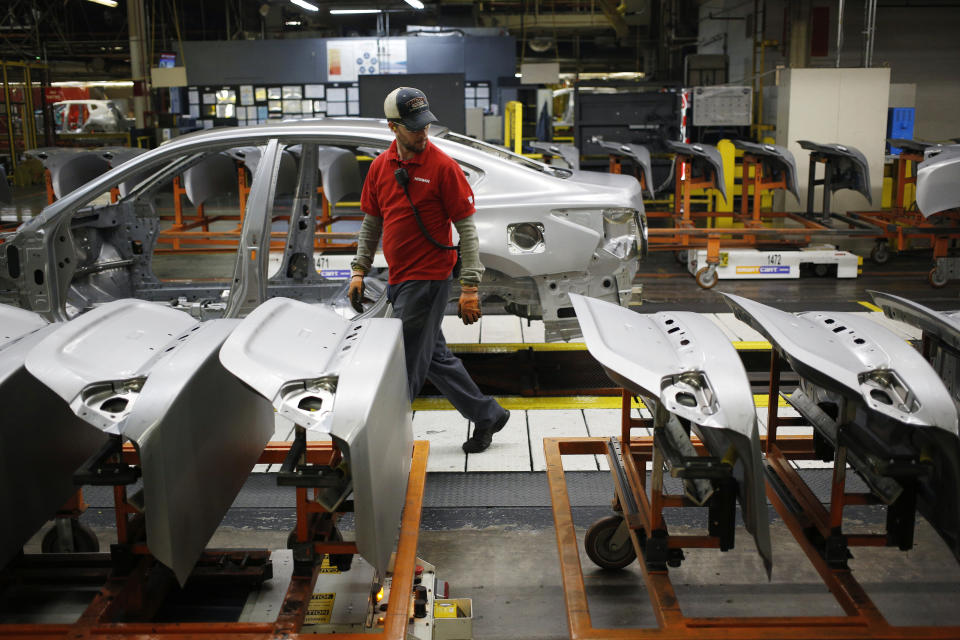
[387,278,505,430]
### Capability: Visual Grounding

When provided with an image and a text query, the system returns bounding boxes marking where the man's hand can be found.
[458,285,481,325]
[348,273,365,313]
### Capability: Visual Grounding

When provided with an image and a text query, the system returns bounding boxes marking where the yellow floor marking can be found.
[450,341,773,353]
[412,394,786,412]
[857,300,883,312]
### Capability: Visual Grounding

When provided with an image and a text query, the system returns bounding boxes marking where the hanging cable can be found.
[169,0,186,67]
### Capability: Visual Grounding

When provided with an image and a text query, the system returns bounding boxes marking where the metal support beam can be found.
[128,0,150,128]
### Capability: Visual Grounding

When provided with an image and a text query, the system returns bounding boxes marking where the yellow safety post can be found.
[504,100,523,155]
[1,62,17,178]
[23,65,36,150]
[716,139,736,225]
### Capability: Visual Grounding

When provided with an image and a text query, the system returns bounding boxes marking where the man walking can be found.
[348,87,509,454]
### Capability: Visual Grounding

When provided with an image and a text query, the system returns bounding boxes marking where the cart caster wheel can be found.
[674,250,688,265]
[695,266,718,289]
[870,241,890,265]
[929,266,949,288]
[584,516,636,570]
[41,520,99,553]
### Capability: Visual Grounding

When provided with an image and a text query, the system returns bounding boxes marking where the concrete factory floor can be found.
[21,501,960,639]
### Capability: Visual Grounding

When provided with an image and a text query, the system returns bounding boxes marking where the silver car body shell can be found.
[23,298,274,584]
[731,140,800,203]
[0,119,643,341]
[916,144,960,217]
[664,141,727,202]
[722,293,960,562]
[569,293,772,575]
[868,290,960,411]
[797,140,873,204]
[0,304,109,568]
[218,297,412,576]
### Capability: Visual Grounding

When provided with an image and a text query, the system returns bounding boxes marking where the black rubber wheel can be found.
[695,266,718,289]
[813,263,829,277]
[870,241,890,265]
[584,515,636,570]
[40,519,99,553]
[929,266,948,288]
[674,250,688,265]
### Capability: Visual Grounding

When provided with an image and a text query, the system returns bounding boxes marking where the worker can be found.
[348,87,510,454]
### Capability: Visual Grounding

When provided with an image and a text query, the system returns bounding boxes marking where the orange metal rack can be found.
[155,163,362,254]
[544,377,960,639]
[0,439,429,640]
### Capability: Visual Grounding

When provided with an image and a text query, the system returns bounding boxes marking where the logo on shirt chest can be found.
[413,176,431,184]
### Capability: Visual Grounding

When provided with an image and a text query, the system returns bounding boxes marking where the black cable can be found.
[393,167,457,251]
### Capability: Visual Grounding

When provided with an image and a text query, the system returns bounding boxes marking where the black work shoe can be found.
[462,409,510,454]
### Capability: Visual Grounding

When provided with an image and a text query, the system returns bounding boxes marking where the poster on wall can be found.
[326,39,407,82]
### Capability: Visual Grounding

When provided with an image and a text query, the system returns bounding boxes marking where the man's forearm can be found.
[454,216,484,287]
[350,214,383,275]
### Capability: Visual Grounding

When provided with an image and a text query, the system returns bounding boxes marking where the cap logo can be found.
[404,96,427,112]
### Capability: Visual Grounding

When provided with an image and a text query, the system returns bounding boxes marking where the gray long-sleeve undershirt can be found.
[350,214,484,287]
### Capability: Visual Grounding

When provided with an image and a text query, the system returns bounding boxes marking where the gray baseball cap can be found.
[383,87,438,131]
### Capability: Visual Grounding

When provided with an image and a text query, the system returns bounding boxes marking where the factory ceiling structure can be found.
[0,0,698,80]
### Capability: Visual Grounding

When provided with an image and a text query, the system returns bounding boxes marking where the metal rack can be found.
[0,439,429,640]
[544,387,960,639]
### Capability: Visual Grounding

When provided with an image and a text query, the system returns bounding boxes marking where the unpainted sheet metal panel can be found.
[796,140,873,204]
[868,290,960,409]
[888,138,933,153]
[731,140,800,203]
[219,297,412,576]
[592,138,654,199]
[1,304,49,348]
[868,291,960,352]
[227,146,299,198]
[665,140,727,201]
[183,152,240,208]
[316,145,361,206]
[0,305,107,568]
[722,293,956,434]
[722,292,960,563]
[527,141,580,172]
[25,148,112,199]
[569,293,771,576]
[916,145,960,217]
[99,147,150,197]
[23,299,274,584]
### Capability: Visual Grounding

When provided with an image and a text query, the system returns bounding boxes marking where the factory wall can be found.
[697,1,959,142]
[181,34,516,109]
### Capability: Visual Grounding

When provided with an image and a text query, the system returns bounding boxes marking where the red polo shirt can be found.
[361,139,475,284]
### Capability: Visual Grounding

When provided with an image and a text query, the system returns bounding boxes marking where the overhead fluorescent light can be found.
[51,80,134,88]
[329,8,382,14]
[290,0,319,11]
[87,0,119,7]
[404,0,425,8]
